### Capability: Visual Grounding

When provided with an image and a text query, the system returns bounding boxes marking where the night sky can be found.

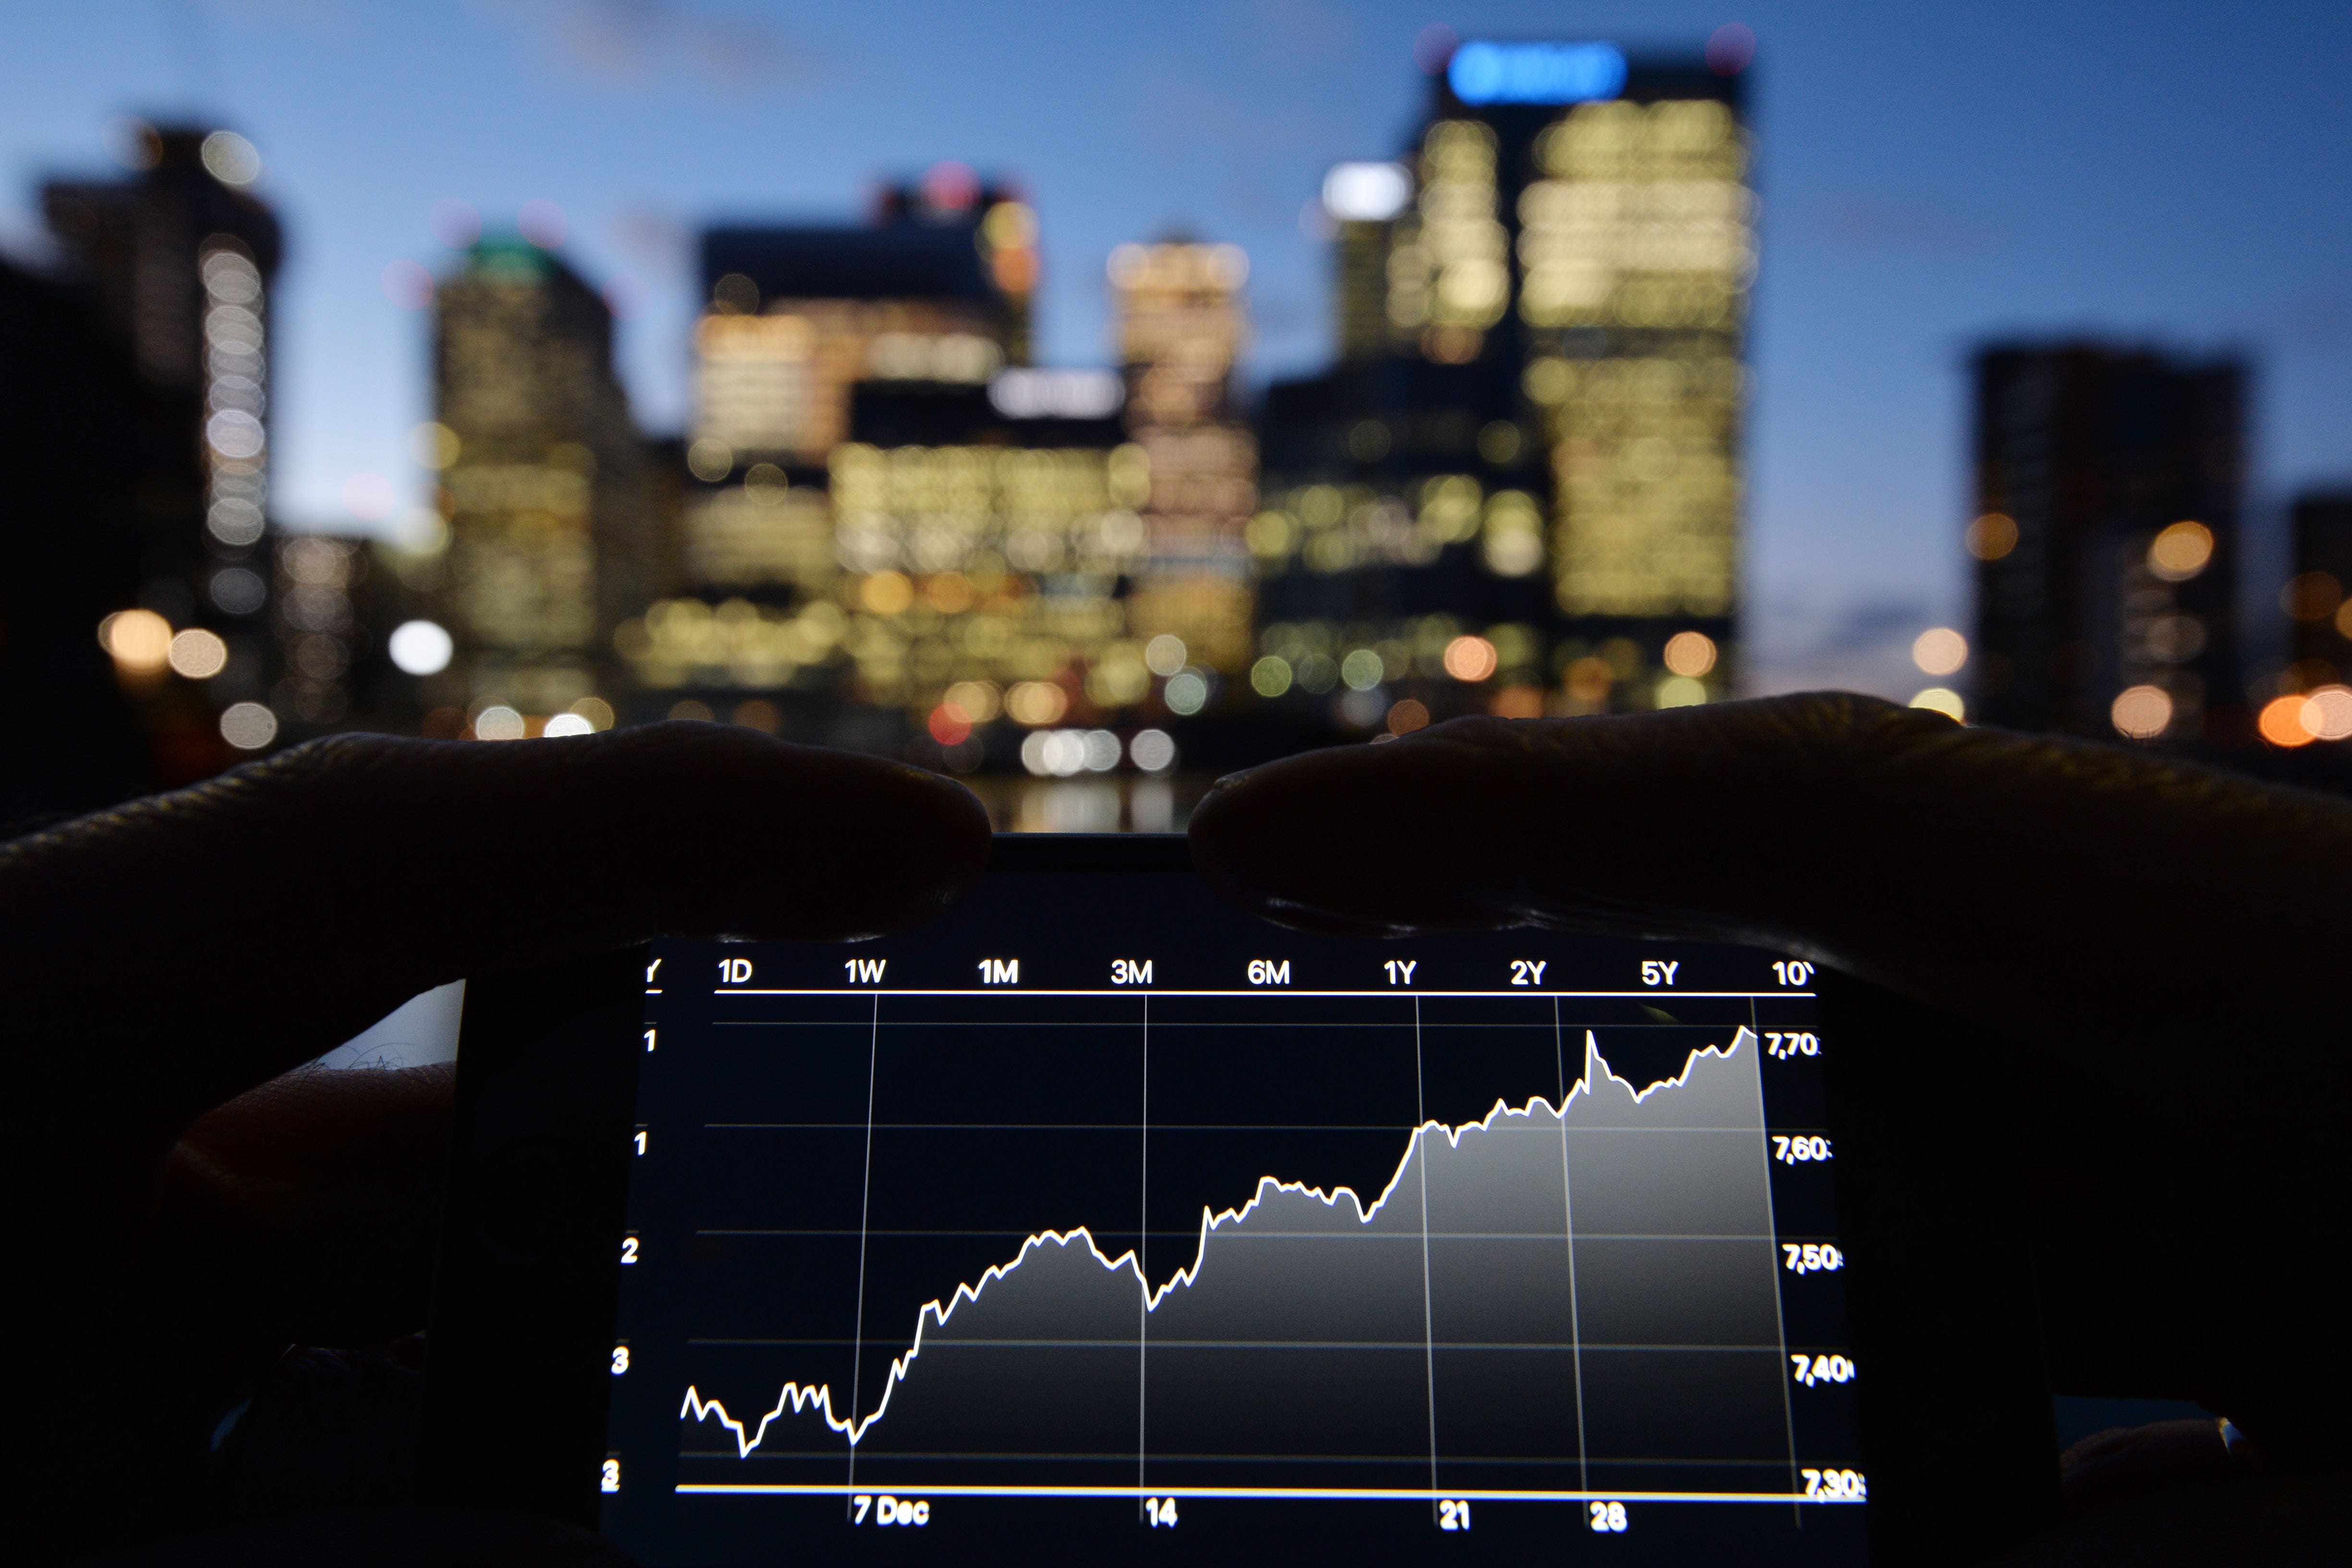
[4,0,2346,696]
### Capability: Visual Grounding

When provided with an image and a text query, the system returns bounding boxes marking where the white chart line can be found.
[680,1027,1762,1459]
[673,1482,1858,1504]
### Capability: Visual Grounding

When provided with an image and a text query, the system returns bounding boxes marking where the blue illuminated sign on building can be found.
[1446,41,1628,106]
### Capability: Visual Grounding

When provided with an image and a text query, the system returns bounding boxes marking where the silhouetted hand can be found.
[1188,694,2351,1560]
[0,724,989,1565]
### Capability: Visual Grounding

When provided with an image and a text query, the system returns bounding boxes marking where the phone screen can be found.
[592,859,1863,1564]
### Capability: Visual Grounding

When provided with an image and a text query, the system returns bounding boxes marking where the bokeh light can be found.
[1130,729,1176,772]
[543,712,596,737]
[2258,693,2315,748]
[2109,684,2173,740]
[2146,520,2214,582]
[2302,685,2352,742]
[1657,675,1708,708]
[474,705,526,741]
[198,130,261,187]
[1912,627,1968,675]
[166,628,228,679]
[1387,697,1430,734]
[219,702,278,750]
[1005,680,1069,726]
[388,619,454,675]
[1909,687,1965,721]
[1965,512,2018,561]
[98,609,172,674]
[1662,630,1717,678]
[1705,24,1756,75]
[927,703,972,746]
[1442,634,1499,681]
[1250,656,1293,697]
[2281,572,2343,621]
[1163,671,1208,716]
[1144,633,1189,678]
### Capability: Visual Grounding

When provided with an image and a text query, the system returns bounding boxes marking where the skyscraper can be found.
[1256,41,1753,736]
[428,237,654,730]
[1110,241,1259,679]
[38,122,285,767]
[1968,344,2245,743]
[616,174,1221,761]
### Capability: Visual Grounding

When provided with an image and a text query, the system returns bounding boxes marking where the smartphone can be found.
[425,835,2055,1565]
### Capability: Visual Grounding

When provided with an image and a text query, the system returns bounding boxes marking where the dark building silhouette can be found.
[1969,344,2245,744]
[2284,491,2352,684]
[0,259,150,823]
[1257,43,1753,735]
[37,123,285,774]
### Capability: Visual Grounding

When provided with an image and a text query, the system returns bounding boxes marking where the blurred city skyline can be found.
[4,0,2349,698]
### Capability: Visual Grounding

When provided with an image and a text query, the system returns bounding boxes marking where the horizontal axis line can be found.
[672,1482,1855,1503]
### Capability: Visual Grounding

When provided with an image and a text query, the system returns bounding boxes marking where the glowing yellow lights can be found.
[1387,698,1431,734]
[1966,512,2019,561]
[569,695,616,731]
[474,705,526,741]
[944,680,1002,723]
[686,438,733,482]
[1442,634,1499,682]
[219,701,278,750]
[543,713,595,737]
[410,422,462,469]
[1480,489,1545,578]
[1911,627,1968,676]
[1657,675,1708,708]
[2146,521,2215,582]
[166,628,229,679]
[859,571,915,616]
[2110,684,2174,740]
[1909,687,1966,722]
[982,200,1037,250]
[98,609,173,675]
[1662,630,1718,678]
[1250,656,1294,697]
[1564,656,1613,703]
[669,699,715,722]
[1005,681,1070,727]
[1340,649,1385,691]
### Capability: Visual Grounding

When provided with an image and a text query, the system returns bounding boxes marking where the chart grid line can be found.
[840,995,881,1515]
[673,1483,1858,1504]
[1554,996,1591,1496]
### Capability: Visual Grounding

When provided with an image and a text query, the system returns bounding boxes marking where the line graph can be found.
[670,1025,1786,1500]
